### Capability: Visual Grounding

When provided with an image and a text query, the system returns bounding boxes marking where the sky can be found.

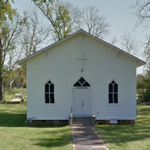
[13,0,146,41]
[13,0,147,72]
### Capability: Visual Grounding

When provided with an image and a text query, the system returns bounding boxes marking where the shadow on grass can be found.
[0,103,73,149]
[0,113,27,127]
[0,103,68,128]
[0,103,27,127]
[0,112,69,128]
[34,128,72,148]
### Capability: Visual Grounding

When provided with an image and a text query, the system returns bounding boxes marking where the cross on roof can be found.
[77,52,88,72]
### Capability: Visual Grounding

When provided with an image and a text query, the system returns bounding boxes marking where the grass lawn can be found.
[0,103,73,150]
[1,89,150,150]
[96,105,150,150]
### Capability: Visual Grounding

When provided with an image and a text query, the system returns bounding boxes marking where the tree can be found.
[137,74,145,89]
[110,37,118,45]
[133,1,150,96]
[12,67,26,89]
[121,33,139,56]
[83,5,110,39]
[32,0,110,41]
[134,0,150,25]
[32,0,82,41]
[134,0,150,49]
[21,9,50,56]
[3,66,26,92]
[137,74,150,102]
[136,62,150,102]
[2,14,27,96]
[0,0,16,101]
[0,1,27,101]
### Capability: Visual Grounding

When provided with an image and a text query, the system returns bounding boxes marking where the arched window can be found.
[45,81,54,103]
[109,80,118,103]
[74,77,90,87]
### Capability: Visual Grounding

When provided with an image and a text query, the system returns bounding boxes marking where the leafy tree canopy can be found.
[0,0,16,25]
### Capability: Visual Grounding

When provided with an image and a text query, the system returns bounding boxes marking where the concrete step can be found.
[72,124,91,127]
[73,121,91,124]
[73,118,90,121]
[73,117,91,126]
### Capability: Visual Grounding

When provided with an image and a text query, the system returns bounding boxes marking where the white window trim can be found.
[45,81,55,104]
[108,80,118,104]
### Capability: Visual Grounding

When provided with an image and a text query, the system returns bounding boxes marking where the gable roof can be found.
[18,29,146,68]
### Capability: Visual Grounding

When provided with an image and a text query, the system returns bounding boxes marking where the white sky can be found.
[13,0,147,73]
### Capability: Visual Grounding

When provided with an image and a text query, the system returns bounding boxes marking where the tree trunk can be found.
[9,79,14,94]
[0,27,4,102]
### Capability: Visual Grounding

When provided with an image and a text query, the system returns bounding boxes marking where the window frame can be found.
[108,80,118,104]
[45,81,55,104]
[73,77,90,88]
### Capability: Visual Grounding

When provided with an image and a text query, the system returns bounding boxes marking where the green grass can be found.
[0,103,73,150]
[96,105,150,150]
[2,89,150,150]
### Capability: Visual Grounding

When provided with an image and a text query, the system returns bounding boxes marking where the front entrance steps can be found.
[73,117,91,126]
[69,115,96,126]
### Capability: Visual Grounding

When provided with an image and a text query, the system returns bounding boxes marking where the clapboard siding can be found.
[26,32,137,120]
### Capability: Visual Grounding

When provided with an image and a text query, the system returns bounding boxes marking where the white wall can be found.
[26,33,137,120]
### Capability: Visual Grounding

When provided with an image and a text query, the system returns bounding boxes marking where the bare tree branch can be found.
[83,5,110,39]
[21,8,50,56]
[133,0,150,26]
[121,33,139,56]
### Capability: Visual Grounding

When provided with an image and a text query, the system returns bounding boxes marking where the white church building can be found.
[18,29,145,124]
